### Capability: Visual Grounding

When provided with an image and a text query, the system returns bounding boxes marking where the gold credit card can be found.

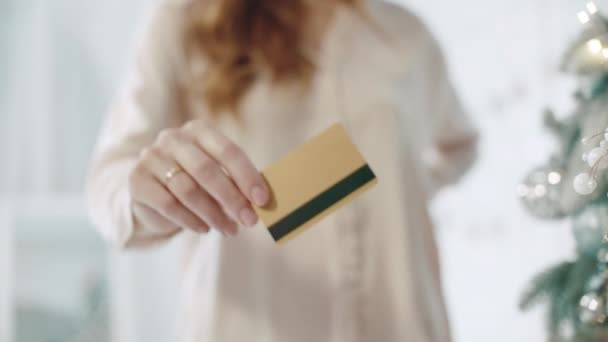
[254,123,378,244]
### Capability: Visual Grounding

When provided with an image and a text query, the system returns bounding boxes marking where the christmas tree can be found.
[519,3,608,341]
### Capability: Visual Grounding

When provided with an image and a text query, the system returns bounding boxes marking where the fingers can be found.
[142,147,238,236]
[131,201,199,235]
[169,138,259,228]
[437,135,477,155]
[185,122,270,207]
[130,163,209,234]
[129,121,269,238]
[168,172,238,235]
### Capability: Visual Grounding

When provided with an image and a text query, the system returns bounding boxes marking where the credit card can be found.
[254,123,378,244]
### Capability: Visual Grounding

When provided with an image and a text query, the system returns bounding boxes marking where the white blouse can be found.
[86,0,478,341]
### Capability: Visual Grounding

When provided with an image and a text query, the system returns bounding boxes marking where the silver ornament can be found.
[579,292,607,324]
[561,13,608,75]
[598,247,608,264]
[573,203,608,256]
[587,270,608,292]
[588,147,608,168]
[574,172,599,195]
[518,165,565,219]
[579,266,608,326]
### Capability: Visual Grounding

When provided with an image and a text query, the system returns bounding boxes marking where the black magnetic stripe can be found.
[268,164,376,241]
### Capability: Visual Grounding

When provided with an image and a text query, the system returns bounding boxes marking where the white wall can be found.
[395,0,594,340]
[2,1,180,341]
[2,0,601,341]
[0,202,15,342]
[1,0,153,194]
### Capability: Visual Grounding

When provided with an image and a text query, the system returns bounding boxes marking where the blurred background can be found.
[0,0,602,341]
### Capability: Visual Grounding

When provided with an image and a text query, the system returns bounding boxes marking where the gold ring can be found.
[164,166,183,185]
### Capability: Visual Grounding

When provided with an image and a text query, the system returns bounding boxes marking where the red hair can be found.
[183,0,357,115]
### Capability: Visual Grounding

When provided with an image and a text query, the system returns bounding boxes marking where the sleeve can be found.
[418,29,479,196]
[86,0,188,249]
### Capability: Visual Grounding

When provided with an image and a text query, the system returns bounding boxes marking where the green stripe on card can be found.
[268,164,376,241]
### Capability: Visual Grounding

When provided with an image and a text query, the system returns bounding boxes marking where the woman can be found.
[87,0,477,341]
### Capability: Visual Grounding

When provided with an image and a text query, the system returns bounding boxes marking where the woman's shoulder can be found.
[367,1,424,27]
[150,0,189,22]
[158,0,190,9]
[135,0,190,60]
[364,0,436,52]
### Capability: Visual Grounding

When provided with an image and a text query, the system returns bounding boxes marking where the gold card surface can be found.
[254,123,377,244]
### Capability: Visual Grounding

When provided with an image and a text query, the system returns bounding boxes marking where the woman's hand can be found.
[128,119,270,236]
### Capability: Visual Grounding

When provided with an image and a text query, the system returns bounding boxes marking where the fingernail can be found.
[240,207,258,227]
[251,186,269,206]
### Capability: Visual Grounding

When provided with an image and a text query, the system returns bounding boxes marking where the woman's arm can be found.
[87,1,271,250]
[420,28,479,196]
[86,1,188,249]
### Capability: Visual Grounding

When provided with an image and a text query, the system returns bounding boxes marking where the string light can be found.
[571,4,608,196]
[575,128,608,195]
[548,171,562,185]
[579,2,599,23]
[577,2,608,62]
[582,129,608,145]
[588,38,603,54]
